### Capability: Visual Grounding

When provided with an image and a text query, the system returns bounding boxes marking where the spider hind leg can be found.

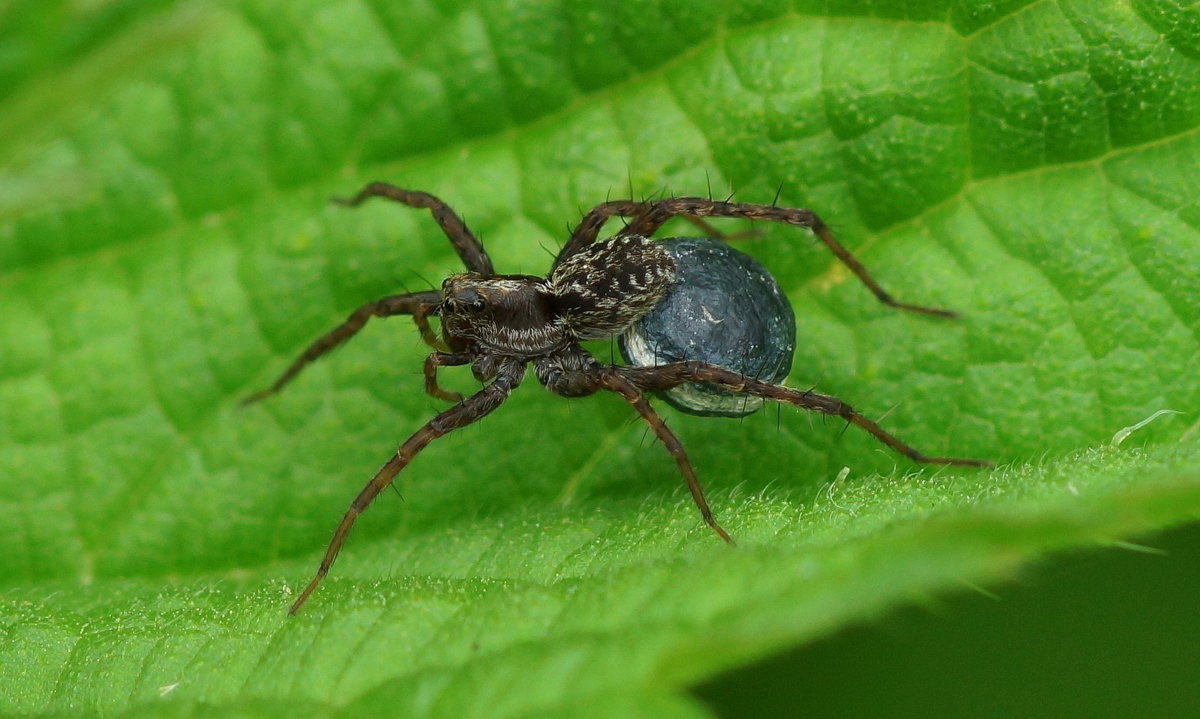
[616,361,989,468]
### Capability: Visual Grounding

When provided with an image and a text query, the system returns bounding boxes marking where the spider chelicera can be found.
[244,182,988,613]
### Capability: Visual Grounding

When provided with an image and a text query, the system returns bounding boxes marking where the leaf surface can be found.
[1,1,1198,716]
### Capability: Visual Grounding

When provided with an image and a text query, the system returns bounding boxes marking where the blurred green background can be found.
[701,521,1200,718]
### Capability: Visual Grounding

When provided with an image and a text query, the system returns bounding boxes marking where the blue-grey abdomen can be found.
[619,237,796,417]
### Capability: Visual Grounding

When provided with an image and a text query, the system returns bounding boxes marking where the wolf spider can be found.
[244,182,987,613]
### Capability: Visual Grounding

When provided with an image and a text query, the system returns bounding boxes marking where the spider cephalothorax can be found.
[437,233,675,360]
[243,182,987,613]
[438,274,562,356]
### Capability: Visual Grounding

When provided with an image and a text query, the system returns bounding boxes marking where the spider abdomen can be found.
[619,236,796,417]
[550,234,676,340]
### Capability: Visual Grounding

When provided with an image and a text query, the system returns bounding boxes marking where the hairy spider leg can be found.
[556,199,643,267]
[242,291,442,406]
[616,361,990,468]
[423,351,470,402]
[600,371,734,543]
[679,214,760,242]
[289,360,527,613]
[335,182,495,276]
[558,197,956,319]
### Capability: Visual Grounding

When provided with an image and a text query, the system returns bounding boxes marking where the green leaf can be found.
[1,1,1198,717]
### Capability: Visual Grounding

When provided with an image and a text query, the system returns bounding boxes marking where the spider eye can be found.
[446,286,487,313]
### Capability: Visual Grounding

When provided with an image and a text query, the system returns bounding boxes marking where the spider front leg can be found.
[335,182,495,276]
[616,361,989,468]
[242,291,441,405]
[289,359,526,614]
[559,196,956,319]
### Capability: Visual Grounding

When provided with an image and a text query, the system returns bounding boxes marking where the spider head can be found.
[438,273,568,356]
[439,276,489,314]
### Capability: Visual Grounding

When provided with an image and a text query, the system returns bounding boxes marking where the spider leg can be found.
[242,290,441,406]
[680,214,759,242]
[289,359,526,613]
[557,199,644,269]
[412,311,448,352]
[616,361,990,468]
[334,182,495,276]
[423,352,469,403]
[559,196,955,318]
[599,371,733,544]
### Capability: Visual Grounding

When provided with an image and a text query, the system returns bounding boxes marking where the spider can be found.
[244,182,988,613]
